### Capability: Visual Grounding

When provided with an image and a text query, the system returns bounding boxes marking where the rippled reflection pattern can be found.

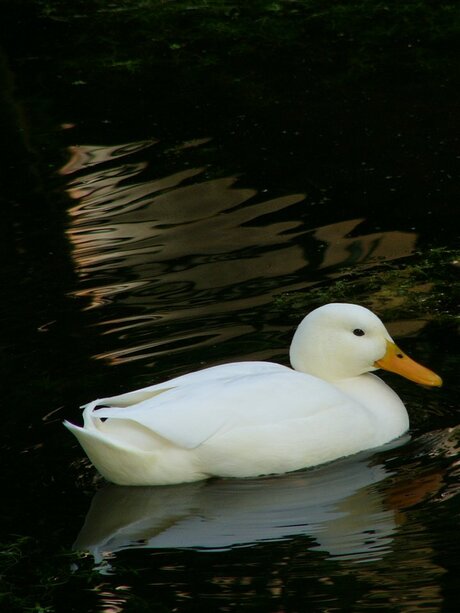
[73,428,459,612]
[75,450,400,564]
[63,139,417,366]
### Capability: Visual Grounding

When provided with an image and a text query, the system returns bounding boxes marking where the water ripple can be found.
[62,139,417,366]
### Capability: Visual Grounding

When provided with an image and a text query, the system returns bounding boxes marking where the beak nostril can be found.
[396,354,404,359]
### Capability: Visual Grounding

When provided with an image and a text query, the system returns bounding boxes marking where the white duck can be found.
[65,303,441,486]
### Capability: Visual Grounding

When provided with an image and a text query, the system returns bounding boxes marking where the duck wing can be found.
[84,365,351,450]
[85,361,286,408]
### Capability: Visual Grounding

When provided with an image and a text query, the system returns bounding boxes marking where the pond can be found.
[1,1,459,611]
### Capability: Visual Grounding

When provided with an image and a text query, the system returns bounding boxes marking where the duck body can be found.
[65,304,441,485]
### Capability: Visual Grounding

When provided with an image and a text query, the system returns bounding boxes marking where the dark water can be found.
[1,2,459,611]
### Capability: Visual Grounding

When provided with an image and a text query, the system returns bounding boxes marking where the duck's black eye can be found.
[353,328,365,336]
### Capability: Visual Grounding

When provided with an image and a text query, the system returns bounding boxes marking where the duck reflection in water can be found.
[75,442,442,565]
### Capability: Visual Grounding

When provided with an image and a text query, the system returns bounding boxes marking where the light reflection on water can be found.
[62,139,418,367]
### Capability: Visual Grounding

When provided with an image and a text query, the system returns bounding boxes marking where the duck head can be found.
[289,303,442,386]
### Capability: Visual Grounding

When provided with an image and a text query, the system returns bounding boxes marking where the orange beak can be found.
[374,340,442,387]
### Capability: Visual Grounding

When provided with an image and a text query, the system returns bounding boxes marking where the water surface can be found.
[1,2,459,612]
